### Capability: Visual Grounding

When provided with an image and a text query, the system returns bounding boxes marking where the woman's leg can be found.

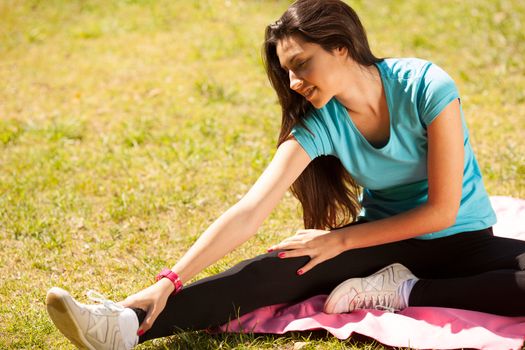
[141,228,525,342]
[408,229,525,316]
[140,236,426,341]
[410,270,525,315]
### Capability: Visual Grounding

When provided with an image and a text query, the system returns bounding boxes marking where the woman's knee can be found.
[517,252,525,270]
[235,252,309,282]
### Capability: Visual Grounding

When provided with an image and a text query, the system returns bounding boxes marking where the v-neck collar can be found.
[336,60,393,151]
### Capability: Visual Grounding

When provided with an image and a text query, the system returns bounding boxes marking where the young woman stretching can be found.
[46,0,525,349]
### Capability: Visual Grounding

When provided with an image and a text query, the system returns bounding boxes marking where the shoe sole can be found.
[324,263,415,314]
[46,287,95,350]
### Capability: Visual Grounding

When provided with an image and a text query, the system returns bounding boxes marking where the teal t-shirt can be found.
[291,58,496,239]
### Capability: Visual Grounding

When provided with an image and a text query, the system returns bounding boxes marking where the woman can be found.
[46,0,525,349]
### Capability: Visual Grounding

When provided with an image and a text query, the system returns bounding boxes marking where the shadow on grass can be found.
[139,330,395,350]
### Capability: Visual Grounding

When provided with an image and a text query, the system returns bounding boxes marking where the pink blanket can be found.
[220,196,525,349]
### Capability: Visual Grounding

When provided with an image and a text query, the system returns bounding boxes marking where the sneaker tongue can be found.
[86,290,124,313]
[86,304,119,316]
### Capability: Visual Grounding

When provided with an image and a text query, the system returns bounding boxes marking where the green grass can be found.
[1,0,524,349]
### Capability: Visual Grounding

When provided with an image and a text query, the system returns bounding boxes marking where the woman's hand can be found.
[268,229,346,275]
[119,278,175,336]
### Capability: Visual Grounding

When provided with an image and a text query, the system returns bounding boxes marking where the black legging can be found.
[138,227,525,342]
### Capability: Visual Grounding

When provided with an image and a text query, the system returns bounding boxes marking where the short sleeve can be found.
[417,63,460,127]
[291,109,334,160]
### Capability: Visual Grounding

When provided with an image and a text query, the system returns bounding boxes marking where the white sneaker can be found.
[324,263,416,314]
[46,287,139,350]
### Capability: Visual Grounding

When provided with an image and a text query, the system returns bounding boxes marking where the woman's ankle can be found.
[131,307,147,325]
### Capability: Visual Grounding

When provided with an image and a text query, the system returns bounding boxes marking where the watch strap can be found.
[156,268,183,295]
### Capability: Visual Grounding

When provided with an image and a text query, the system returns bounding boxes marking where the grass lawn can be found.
[1,0,524,349]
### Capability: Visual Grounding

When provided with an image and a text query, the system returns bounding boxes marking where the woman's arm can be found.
[171,137,311,283]
[122,137,310,333]
[339,98,464,249]
[271,99,464,274]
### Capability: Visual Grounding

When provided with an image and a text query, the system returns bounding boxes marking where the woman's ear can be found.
[334,46,348,57]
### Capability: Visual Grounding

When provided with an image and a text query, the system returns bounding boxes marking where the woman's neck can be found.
[334,60,383,118]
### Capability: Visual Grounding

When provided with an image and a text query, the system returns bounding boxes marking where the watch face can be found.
[156,268,173,281]
[157,268,178,280]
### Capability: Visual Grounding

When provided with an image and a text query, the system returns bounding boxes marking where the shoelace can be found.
[375,305,397,313]
[86,290,125,312]
[353,293,399,313]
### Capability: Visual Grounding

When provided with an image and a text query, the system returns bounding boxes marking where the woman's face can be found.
[276,35,347,109]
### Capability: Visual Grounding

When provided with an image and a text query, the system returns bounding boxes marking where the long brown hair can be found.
[263,0,381,230]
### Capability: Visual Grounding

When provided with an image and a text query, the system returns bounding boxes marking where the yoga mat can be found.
[219,196,525,349]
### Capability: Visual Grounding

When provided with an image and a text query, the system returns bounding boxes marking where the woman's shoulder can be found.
[378,57,434,80]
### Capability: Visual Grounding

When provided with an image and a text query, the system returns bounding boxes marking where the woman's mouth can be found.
[303,87,316,100]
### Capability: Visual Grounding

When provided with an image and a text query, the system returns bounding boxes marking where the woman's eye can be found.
[296,60,307,69]
[284,59,309,74]
[290,60,307,72]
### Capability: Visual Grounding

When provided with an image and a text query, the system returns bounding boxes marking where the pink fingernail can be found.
[267,248,274,253]
[278,252,285,258]
[297,269,304,275]
[137,329,145,336]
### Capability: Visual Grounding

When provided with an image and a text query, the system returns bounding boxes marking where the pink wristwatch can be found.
[156,268,183,295]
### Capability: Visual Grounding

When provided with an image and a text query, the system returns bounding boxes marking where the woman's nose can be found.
[289,70,302,91]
